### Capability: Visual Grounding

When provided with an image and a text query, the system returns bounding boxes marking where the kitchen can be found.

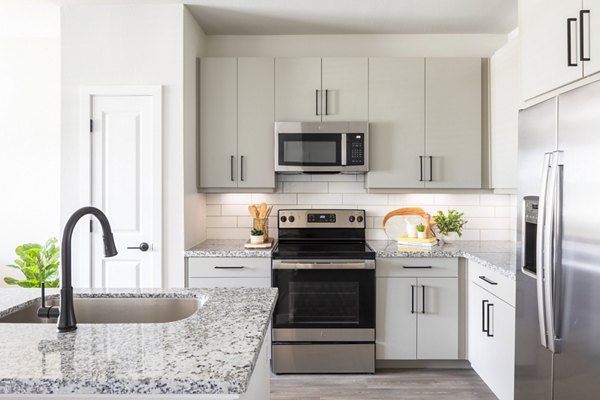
[0,0,597,399]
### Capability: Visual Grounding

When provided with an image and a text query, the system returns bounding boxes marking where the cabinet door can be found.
[520,0,583,100]
[468,280,488,373]
[416,277,459,359]
[425,58,481,189]
[199,58,238,189]
[321,57,368,121]
[583,0,600,76]
[237,58,276,189]
[366,58,425,189]
[275,57,321,121]
[376,277,417,360]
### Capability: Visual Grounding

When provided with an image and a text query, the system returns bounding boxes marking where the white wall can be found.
[61,4,186,288]
[183,8,207,257]
[205,34,508,57]
[0,3,61,287]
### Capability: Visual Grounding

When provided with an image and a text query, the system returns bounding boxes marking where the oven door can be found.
[276,133,342,171]
[271,260,375,330]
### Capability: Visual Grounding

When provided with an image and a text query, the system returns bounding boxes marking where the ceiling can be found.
[28,0,518,35]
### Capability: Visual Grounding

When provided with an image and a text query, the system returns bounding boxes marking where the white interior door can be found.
[89,92,161,288]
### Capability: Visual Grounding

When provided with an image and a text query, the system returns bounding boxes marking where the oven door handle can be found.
[272,260,375,270]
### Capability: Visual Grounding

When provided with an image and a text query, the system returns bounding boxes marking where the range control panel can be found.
[346,133,365,165]
[279,209,365,229]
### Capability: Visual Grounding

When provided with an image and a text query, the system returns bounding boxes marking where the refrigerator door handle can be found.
[545,151,564,353]
[536,152,552,349]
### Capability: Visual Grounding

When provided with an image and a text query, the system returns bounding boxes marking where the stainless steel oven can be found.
[271,209,376,374]
[275,121,368,174]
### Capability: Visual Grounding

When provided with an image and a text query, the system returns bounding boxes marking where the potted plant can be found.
[250,228,265,244]
[416,223,426,239]
[3,238,60,288]
[432,210,467,243]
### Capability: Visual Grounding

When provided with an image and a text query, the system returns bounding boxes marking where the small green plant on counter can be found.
[416,223,426,233]
[433,210,467,237]
[3,238,60,288]
[251,228,264,236]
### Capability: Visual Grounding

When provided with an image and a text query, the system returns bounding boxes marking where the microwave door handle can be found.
[341,134,347,166]
[536,152,552,349]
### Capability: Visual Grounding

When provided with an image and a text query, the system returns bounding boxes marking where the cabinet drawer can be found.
[187,257,271,278]
[188,277,271,288]
[376,257,458,278]
[468,260,515,307]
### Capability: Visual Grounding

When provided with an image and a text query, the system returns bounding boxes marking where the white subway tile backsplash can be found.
[329,182,367,194]
[457,229,481,241]
[465,217,511,230]
[366,229,389,241]
[480,194,512,206]
[251,193,297,205]
[206,205,221,216]
[283,181,329,193]
[206,228,250,240]
[297,193,343,205]
[480,229,512,241]
[277,174,312,182]
[434,194,480,206]
[343,193,388,205]
[311,174,357,182]
[221,204,253,216]
[494,206,512,217]
[206,193,252,205]
[388,194,437,206]
[205,216,237,228]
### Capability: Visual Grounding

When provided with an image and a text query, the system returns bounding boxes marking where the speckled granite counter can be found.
[185,240,273,258]
[369,240,517,280]
[0,287,277,396]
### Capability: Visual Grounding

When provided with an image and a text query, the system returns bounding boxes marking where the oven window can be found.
[278,133,341,166]
[272,269,375,329]
[289,281,359,324]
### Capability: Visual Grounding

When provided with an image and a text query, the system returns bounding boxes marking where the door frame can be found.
[77,86,163,288]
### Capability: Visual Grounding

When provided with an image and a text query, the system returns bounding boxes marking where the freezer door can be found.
[553,80,600,400]
[515,98,557,400]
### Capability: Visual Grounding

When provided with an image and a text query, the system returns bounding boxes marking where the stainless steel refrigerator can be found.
[516,80,600,400]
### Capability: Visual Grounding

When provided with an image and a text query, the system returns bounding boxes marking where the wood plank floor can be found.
[271,369,497,400]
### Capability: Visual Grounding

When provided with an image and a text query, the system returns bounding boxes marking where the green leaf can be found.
[2,237,61,288]
[3,277,19,285]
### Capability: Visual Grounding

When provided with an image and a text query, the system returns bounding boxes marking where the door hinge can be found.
[90,119,93,132]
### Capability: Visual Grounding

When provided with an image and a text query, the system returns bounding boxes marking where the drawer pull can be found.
[214,266,245,269]
[402,266,433,269]
[479,276,498,286]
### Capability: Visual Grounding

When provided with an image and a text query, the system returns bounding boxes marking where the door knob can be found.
[127,242,150,252]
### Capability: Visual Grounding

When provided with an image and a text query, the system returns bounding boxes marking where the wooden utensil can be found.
[258,203,268,218]
[265,205,273,218]
[248,204,259,218]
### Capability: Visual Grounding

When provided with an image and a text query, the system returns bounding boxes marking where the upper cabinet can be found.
[275,57,368,121]
[367,57,482,189]
[199,57,276,191]
[521,0,600,101]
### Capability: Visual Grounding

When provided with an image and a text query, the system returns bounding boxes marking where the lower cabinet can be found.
[469,277,515,400]
[186,257,271,288]
[376,258,460,360]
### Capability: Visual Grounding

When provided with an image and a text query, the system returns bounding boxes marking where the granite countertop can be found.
[0,287,277,396]
[369,240,517,280]
[185,239,273,258]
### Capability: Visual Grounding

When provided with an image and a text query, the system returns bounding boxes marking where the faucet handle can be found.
[37,282,59,320]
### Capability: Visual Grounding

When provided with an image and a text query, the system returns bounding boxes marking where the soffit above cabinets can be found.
[185,0,517,35]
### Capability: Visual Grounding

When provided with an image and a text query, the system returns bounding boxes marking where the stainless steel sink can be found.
[0,297,199,324]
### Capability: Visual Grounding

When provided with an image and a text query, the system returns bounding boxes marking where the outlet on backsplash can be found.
[203,175,517,241]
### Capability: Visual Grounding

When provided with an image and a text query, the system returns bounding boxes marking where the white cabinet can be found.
[468,261,515,400]
[425,58,482,189]
[367,58,425,188]
[366,57,482,189]
[275,57,368,121]
[520,0,600,100]
[199,57,275,190]
[376,258,459,360]
[186,257,271,288]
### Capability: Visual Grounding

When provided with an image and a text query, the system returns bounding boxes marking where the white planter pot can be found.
[417,231,426,239]
[250,235,264,244]
[442,232,459,243]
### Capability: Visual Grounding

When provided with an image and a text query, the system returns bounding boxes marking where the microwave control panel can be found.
[346,134,365,165]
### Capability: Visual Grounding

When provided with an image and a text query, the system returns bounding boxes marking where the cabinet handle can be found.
[580,10,591,61]
[567,18,578,67]
[486,303,494,337]
[411,285,415,314]
[402,265,432,269]
[482,300,489,333]
[479,276,498,286]
[240,155,245,181]
[315,90,320,116]
[214,266,245,269]
[428,156,433,182]
[325,89,329,115]
[421,285,426,314]
[419,156,424,182]
[230,155,235,181]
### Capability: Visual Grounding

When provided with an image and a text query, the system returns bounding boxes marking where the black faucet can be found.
[38,207,117,332]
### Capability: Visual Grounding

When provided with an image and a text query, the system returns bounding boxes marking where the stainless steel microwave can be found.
[274,121,369,174]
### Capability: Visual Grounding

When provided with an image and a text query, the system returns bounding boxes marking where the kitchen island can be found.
[0,287,277,399]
